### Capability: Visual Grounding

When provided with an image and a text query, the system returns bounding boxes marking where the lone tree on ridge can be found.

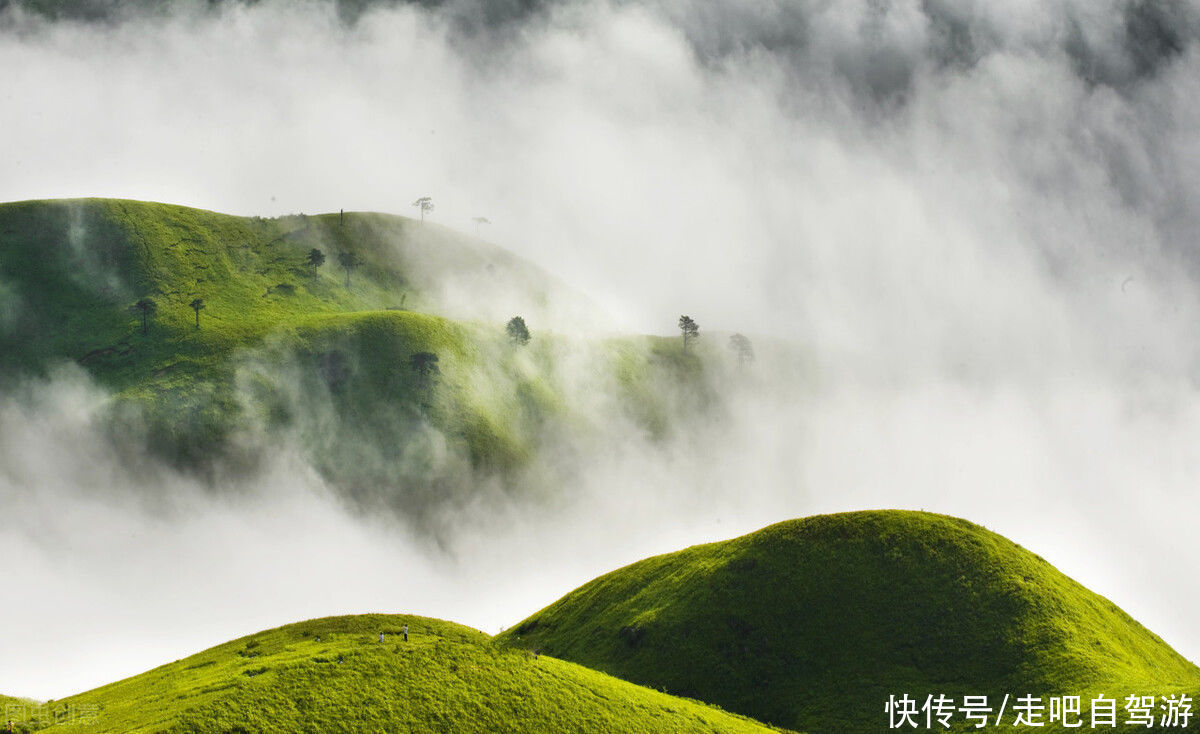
[678,315,699,351]
[506,316,531,346]
[412,197,435,222]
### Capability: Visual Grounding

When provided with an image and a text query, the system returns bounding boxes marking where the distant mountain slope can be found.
[0,197,760,528]
[15,615,786,734]
[499,511,1200,733]
[0,197,600,381]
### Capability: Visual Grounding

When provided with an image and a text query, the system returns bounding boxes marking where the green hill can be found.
[0,197,599,382]
[0,198,740,523]
[10,614,786,734]
[499,510,1200,733]
[5,513,1199,733]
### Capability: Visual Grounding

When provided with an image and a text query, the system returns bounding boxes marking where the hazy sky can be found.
[4,0,1200,699]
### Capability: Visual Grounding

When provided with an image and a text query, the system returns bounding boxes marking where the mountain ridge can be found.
[0,197,742,528]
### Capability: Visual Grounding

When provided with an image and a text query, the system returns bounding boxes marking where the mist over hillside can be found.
[3,0,1200,708]
[0,198,806,536]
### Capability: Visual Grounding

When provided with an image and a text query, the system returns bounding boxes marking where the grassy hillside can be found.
[0,198,742,521]
[2,694,37,722]
[0,197,596,383]
[5,513,1198,733]
[499,510,1200,733]
[8,614,786,734]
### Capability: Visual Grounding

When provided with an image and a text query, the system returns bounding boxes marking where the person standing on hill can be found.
[379,632,385,643]
[403,624,408,642]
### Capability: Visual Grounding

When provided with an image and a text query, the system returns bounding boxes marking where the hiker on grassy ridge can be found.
[403,624,408,642]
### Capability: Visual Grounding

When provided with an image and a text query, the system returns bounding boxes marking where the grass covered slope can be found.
[0,198,531,471]
[19,615,784,734]
[1,693,37,718]
[499,511,1200,732]
[0,197,593,383]
[0,198,732,516]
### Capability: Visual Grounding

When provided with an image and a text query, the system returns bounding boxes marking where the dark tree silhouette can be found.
[678,315,699,351]
[412,196,435,222]
[190,298,206,330]
[307,248,326,268]
[133,297,157,335]
[729,333,755,367]
[472,216,490,236]
[337,251,361,287]
[506,316,531,346]
[409,351,440,393]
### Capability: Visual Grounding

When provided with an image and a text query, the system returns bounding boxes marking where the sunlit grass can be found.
[500,510,1200,733]
[0,197,726,486]
[16,615,788,734]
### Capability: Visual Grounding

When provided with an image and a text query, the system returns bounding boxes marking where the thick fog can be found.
[4,0,1200,700]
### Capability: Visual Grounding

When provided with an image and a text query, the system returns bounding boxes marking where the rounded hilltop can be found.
[500,510,1200,732]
